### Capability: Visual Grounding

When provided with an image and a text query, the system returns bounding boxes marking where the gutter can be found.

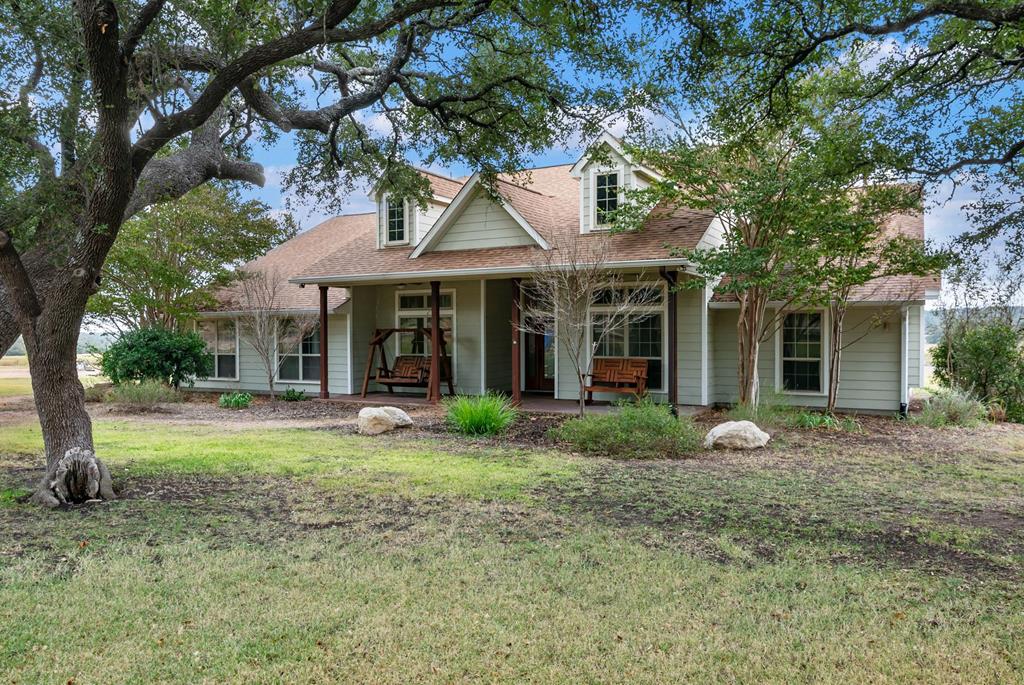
[289,258,697,286]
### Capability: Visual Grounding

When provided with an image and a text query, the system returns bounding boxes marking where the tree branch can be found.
[0,231,42,319]
[121,0,167,60]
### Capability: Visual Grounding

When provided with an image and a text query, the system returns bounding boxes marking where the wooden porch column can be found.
[319,285,329,399]
[661,268,678,407]
[427,280,442,403]
[511,278,522,406]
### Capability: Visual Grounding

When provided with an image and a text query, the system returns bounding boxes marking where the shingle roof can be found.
[206,212,376,312]
[296,164,717,282]
[709,208,938,303]
[420,169,467,199]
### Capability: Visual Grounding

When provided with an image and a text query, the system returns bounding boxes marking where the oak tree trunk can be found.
[23,281,115,506]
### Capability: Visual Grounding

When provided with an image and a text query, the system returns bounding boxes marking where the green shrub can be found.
[105,379,180,406]
[100,327,212,388]
[913,389,987,428]
[931,321,1024,421]
[552,398,702,459]
[444,393,518,436]
[218,392,253,409]
[281,388,307,402]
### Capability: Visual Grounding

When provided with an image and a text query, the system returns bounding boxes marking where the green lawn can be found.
[1,417,1022,682]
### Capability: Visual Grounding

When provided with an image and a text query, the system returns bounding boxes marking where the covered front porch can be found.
[309,270,706,407]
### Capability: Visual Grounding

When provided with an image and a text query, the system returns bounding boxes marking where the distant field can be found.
[0,377,32,397]
[0,356,28,368]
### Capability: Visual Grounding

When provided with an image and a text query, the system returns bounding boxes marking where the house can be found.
[195,133,938,413]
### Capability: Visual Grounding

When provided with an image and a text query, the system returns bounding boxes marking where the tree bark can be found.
[19,273,115,505]
[827,304,845,414]
[736,294,764,406]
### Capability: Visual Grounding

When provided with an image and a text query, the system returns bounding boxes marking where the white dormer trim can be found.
[382,194,413,247]
[569,131,664,181]
[588,164,626,231]
[409,173,550,258]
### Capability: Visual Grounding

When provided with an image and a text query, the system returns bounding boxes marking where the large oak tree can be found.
[0,0,625,504]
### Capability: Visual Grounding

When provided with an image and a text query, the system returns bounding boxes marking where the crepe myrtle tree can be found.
[616,92,934,407]
[234,269,318,401]
[0,0,631,505]
[519,233,660,417]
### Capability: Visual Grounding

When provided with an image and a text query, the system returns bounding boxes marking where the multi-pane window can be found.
[278,320,320,382]
[397,292,454,361]
[595,172,619,225]
[590,284,664,390]
[782,312,823,392]
[386,198,407,243]
[198,319,237,379]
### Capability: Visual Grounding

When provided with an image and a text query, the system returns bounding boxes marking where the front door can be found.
[524,330,555,392]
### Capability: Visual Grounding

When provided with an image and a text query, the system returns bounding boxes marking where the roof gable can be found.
[410,173,550,258]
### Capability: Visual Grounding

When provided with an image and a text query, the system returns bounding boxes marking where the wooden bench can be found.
[584,358,649,403]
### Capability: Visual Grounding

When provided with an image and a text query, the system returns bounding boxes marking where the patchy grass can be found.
[1,419,577,501]
[1,414,1023,682]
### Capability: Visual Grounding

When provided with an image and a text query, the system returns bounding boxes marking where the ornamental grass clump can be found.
[551,398,702,459]
[444,393,519,436]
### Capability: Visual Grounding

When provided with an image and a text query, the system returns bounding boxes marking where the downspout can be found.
[660,267,679,415]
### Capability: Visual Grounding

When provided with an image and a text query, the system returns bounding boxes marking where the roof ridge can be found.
[494,176,556,199]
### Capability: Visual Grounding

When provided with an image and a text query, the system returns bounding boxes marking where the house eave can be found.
[290,259,696,287]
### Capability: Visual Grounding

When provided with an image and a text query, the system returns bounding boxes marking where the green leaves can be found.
[100,327,213,389]
[88,184,295,331]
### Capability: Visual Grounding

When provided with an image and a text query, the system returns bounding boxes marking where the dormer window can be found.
[386,197,408,244]
[595,172,619,226]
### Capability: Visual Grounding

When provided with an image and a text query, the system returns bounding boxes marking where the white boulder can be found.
[380,406,413,427]
[358,406,413,435]
[703,420,770,450]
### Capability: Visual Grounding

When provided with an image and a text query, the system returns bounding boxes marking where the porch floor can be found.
[321,392,704,415]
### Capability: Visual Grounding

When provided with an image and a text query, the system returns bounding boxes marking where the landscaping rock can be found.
[358,406,413,435]
[703,420,770,450]
[380,406,413,427]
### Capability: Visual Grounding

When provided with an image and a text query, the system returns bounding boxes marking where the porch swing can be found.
[359,327,455,398]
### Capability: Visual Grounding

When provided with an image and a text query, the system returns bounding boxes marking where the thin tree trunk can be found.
[736,297,763,406]
[578,373,586,417]
[827,304,845,414]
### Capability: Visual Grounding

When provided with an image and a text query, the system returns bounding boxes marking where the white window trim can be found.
[394,288,457,384]
[383,195,411,246]
[774,309,830,397]
[274,319,322,385]
[589,164,626,231]
[585,281,669,393]
[197,318,240,381]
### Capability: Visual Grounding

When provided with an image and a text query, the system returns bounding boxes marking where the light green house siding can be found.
[433,190,536,251]
[192,312,349,396]
[710,305,904,412]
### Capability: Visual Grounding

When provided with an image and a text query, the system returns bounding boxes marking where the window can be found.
[386,197,407,244]
[277,320,320,382]
[198,319,237,379]
[595,172,619,225]
[590,284,664,391]
[781,312,823,392]
[396,291,454,364]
